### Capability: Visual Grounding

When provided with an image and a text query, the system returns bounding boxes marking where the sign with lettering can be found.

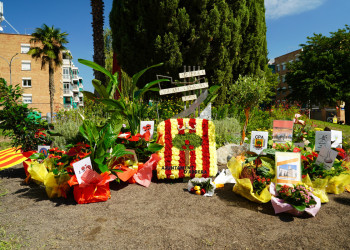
[179,70,206,79]
[250,131,268,154]
[182,95,197,102]
[159,82,208,95]
[173,90,208,118]
[315,131,331,151]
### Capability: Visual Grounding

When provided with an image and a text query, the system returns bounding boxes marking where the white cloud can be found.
[265,0,327,19]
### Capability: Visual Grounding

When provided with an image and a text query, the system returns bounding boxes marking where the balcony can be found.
[63,89,73,96]
[79,102,84,106]
[73,85,79,92]
[74,96,80,102]
[62,59,71,66]
[79,92,83,97]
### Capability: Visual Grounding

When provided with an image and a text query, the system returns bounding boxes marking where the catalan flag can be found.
[0,148,28,171]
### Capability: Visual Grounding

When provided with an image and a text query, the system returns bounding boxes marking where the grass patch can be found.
[310,120,350,136]
[0,226,22,249]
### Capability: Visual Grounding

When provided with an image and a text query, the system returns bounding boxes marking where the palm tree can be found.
[91,0,106,86]
[28,24,68,120]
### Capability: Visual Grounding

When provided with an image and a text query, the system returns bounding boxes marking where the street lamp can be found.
[0,52,19,85]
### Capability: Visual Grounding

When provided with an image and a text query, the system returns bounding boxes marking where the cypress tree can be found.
[109,0,267,103]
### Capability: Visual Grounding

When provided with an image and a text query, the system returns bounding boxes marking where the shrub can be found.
[213,117,241,148]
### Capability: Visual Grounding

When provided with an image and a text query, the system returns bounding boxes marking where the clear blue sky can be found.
[1,0,349,92]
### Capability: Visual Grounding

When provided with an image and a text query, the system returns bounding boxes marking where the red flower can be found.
[302,175,306,179]
[301,155,308,161]
[312,152,318,157]
[189,145,194,150]
[182,145,187,149]
[293,147,301,152]
[185,140,190,145]
[49,147,58,152]
[128,135,140,142]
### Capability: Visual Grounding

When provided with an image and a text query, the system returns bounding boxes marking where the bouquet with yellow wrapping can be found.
[27,159,71,198]
[301,148,350,198]
[227,155,275,203]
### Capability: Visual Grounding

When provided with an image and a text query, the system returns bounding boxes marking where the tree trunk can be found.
[91,0,106,86]
[49,62,55,123]
[241,107,251,145]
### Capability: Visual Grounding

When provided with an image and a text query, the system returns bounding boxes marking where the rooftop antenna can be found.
[0,1,19,34]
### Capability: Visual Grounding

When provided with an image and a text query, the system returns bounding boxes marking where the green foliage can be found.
[28,24,68,117]
[51,99,110,149]
[0,78,51,152]
[213,117,241,148]
[79,119,131,173]
[110,0,267,103]
[228,75,270,109]
[287,25,350,120]
[79,59,168,135]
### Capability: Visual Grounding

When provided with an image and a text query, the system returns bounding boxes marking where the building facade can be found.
[273,49,302,102]
[271,49,345,123]
[0,33,84,116]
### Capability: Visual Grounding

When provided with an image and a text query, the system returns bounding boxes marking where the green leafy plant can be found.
[79,119,132,173]
[0,78,51,152]
[78,59,169,135]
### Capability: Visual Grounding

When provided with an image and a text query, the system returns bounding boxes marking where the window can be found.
[22,94,32,104]
[21,61,31,71]
[21,44,30,54]
[282,63,286,70]
[22,78,32,87]
[63,67,70,79]
[282,75,286,83]
[276,64,280,72]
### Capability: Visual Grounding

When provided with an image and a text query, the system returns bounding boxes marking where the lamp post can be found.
[0,52,19,85]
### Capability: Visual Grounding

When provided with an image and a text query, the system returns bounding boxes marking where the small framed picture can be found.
[275,152,301,186]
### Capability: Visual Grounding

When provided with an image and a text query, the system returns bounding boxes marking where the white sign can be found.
[140,121,155,139]
[250,131,268,154]
[315,131,331,151]
[182,94,197,102]
[73,157,93,184]
[315,146,338,170]
[199,103,212,120]
[38,146,50,158]
[331,130,342,148]
[159,82,208,95]
[179,70,206,79]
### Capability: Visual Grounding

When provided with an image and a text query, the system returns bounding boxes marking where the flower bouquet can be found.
[269,183,321,217]
[227,155,275,203]
[68,169,116,204]
[301,148,350,202]
[187,178,216,196]
[27,143,91,199]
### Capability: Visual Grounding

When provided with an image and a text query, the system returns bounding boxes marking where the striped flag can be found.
[0,148,28,171]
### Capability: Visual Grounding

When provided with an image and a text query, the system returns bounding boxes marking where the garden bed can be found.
[1,164,350,249]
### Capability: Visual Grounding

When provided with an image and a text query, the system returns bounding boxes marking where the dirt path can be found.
[1,164,350,249]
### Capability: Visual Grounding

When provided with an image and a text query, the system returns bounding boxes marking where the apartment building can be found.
[273,49,302,102]
[271,49,344,123]
[0,33,84,115]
